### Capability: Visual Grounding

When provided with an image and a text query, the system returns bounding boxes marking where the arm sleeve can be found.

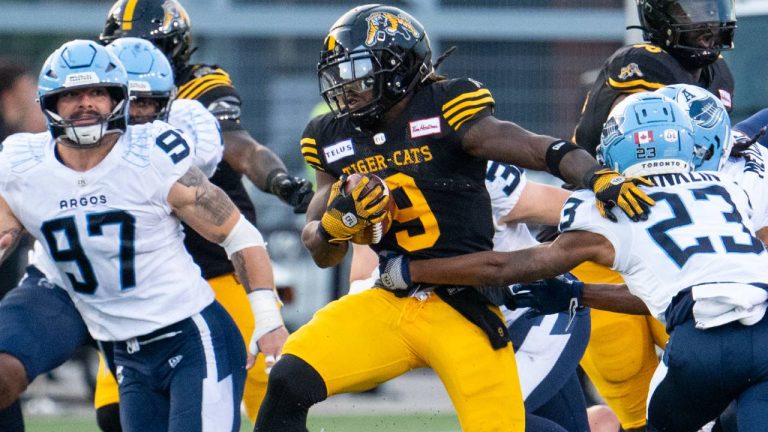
[177,66,244,132]
[299,116,327,172]
[437,78,495,138]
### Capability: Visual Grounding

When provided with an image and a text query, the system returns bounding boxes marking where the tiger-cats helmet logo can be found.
[618,63,644,80]
[365,11,420,46]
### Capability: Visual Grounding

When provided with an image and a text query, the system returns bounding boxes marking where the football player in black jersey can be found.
[575,0,736,157]
[94,0,301,429]
[254,5,654,432]
[570,1,736,430]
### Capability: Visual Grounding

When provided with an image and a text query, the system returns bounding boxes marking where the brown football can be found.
[344,173,395,245]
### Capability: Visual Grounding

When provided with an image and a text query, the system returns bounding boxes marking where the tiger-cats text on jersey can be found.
[302,78,498,260]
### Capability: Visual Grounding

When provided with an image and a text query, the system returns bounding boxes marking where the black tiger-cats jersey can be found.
[302,78,496,260]
[574,43,735,156]
[175,63,257,279]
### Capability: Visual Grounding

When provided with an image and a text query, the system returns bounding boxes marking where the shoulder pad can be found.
[300,114,334,172]
[435,78,495,133]
[190,64,227,79]
[607,44,691,92]
[0,133,50,175]
[177,64,234,101]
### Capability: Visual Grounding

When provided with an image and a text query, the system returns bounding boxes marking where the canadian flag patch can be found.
[634,130,653,144]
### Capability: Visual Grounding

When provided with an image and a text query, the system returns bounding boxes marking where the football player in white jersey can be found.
[0,38,230,432]
[378,92,768,431]
[0,40,284,432]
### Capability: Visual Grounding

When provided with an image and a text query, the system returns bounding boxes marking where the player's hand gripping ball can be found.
[346,173,395,245]
[319,173,395,244]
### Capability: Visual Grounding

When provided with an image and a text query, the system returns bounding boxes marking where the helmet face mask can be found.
[99,0,192,75]
[637,0,736,69]
[318,5,433,128]
[598,92,698,177]
[107,37,176,124]
[37,40,129,148]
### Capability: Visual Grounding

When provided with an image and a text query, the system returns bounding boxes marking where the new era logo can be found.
[168,355,183,368]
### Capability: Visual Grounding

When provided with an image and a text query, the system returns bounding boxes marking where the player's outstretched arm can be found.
[0,194,24,265]
[223,129,313,213]
[499,181,570,226]
[168,166,288,371]
[462,116,654,222]
[381,230,612,290]
[461,116,596,188]
[580,283,650,315]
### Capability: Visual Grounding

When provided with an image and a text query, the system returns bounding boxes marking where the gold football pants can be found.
[282,288,525,431]
[94,273,268,423]
[572,261,669,430]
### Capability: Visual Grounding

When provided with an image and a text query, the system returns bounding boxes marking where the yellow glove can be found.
[319,175,389,243]
[589,168,655,222]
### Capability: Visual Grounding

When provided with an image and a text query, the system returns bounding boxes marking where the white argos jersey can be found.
[560,172,768,324]
[721,145,768,232]
[167,98,223,178]
[29,100,224,291]
[0,123,214,341]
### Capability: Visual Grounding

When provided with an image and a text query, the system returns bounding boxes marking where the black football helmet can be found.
[318,4,433,128]
[637,0,736,69]
[99,0,192,75]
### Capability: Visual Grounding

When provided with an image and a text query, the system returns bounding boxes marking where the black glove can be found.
[513,274,584,315]
[730,127,767,161]
[587,168,655,222]
[268,171,314,213]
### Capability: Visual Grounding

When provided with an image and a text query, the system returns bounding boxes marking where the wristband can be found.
[247,289,284,355]
[545,140,581,180]
[265,168,288,195]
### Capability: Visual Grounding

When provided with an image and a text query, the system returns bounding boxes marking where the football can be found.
[344,173,396,245]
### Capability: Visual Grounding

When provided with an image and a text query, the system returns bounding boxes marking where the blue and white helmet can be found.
[37,39,128,147]
[655,84,731,171]
[598,92,697,176]
[106,37,176,124]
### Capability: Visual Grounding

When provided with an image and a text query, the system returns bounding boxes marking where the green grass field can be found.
[26,414,461,432]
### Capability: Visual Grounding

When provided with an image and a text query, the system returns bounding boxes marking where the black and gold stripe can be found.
[607,77,665,93]
[121,0,139,31]
[300,137,325,171]
[177,70,233,100]
[442,88,494,132]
